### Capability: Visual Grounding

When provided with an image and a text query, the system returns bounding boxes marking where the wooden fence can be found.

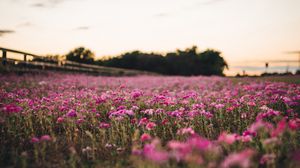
[0,47,153,76]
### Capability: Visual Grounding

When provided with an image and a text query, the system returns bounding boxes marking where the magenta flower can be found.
[271,118,286,137]
[132,149,142,155]
[177,127,195,136]
[131,90,143,99]
[140,133,152,142]
[66,109,77,117]
[167,141,191,161]
[99,122,110,129]
[76,118,84,124]
[260,153,276,165]
[187,136,215,152]
[215,103,225,109]
[221,149,255,168]
[56,117,64,123]
[40,135,52,141]
[218,132,237,145]
[30,137,40,143]
[146,122,156,130]
[2,104,23,114]
[143,139,169,164]
[138,117,149,126]
[288,119,300,130]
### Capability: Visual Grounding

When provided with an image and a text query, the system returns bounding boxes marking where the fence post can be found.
[2,50,7,66]
[24,54,27,62]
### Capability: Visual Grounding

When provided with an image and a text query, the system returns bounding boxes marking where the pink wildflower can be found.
[143,139,169,164]
[260,153,276,164]
[146,122,156,130]
[218,132,237,145]
[177,127,195,136]
[76,118,84,124]
[2,104,23,114]
[221,149,255,168]
[167,140,191,161]
[66,109,77,117]
[56,117,64,123]
[40,135,52,141]
[271,118,286,137]
[138,117,148,126]
[288,119,300,130]
[30,137,39,143]
[140,133,152,142]
[99,122,110,129]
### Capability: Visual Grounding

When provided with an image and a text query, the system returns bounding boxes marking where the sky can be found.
[0,0,300,75]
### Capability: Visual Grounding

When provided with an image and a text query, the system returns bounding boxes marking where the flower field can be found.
[0,73,299,168]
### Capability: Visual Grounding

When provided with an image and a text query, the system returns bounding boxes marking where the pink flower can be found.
[271,118,286,137]
[130,118,137,124]
[187,136,214,151]
[218,132,237,145]
[143,139,169,164]
[215,103,225,109]
[140,133,152,142]
[132,149,142,155]
[40,135,52,141]
[262,137,279,146]
[240,135,253,142]
[177,127,195,136]
[138,117,148,126]
[247,102,256,106]
[167,141,191,161]
[56,117,64,123]
[248,120,268,132]
[2,104,23,114]
[288,119,300,130]
[30,137,39,143]
[221,149,255,168]
[146,122,156,130]
[260,154,276,164]
[99,122,110,129]
[76,118,84,124]
[66,109,77,117]
[131,90,143,99]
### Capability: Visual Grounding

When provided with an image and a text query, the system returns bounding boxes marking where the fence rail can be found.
[0,47,153,75]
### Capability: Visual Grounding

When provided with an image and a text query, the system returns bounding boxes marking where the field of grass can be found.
[0,73,299,168]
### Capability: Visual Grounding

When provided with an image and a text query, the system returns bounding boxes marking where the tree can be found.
[198,49,228,76]
[98,46,229,76]
[66,47,94,64]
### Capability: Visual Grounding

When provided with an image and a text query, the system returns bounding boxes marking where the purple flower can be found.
[66,109,77,117]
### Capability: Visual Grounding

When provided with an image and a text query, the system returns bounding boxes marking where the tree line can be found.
[36,46,228,76]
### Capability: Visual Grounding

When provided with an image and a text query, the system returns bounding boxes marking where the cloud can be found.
[200,0,227,5]
[17,21,34,28]
[0,30,15,37]
[30,0,74,8]
[31,3,47,8]
[153,13,169,18]
[74,26,90,30]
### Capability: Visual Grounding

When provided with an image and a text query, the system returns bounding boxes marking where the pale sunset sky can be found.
[0,0,300,75]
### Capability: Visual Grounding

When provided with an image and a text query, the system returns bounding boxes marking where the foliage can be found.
[66,47,95,64]
[98,46,228,76]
